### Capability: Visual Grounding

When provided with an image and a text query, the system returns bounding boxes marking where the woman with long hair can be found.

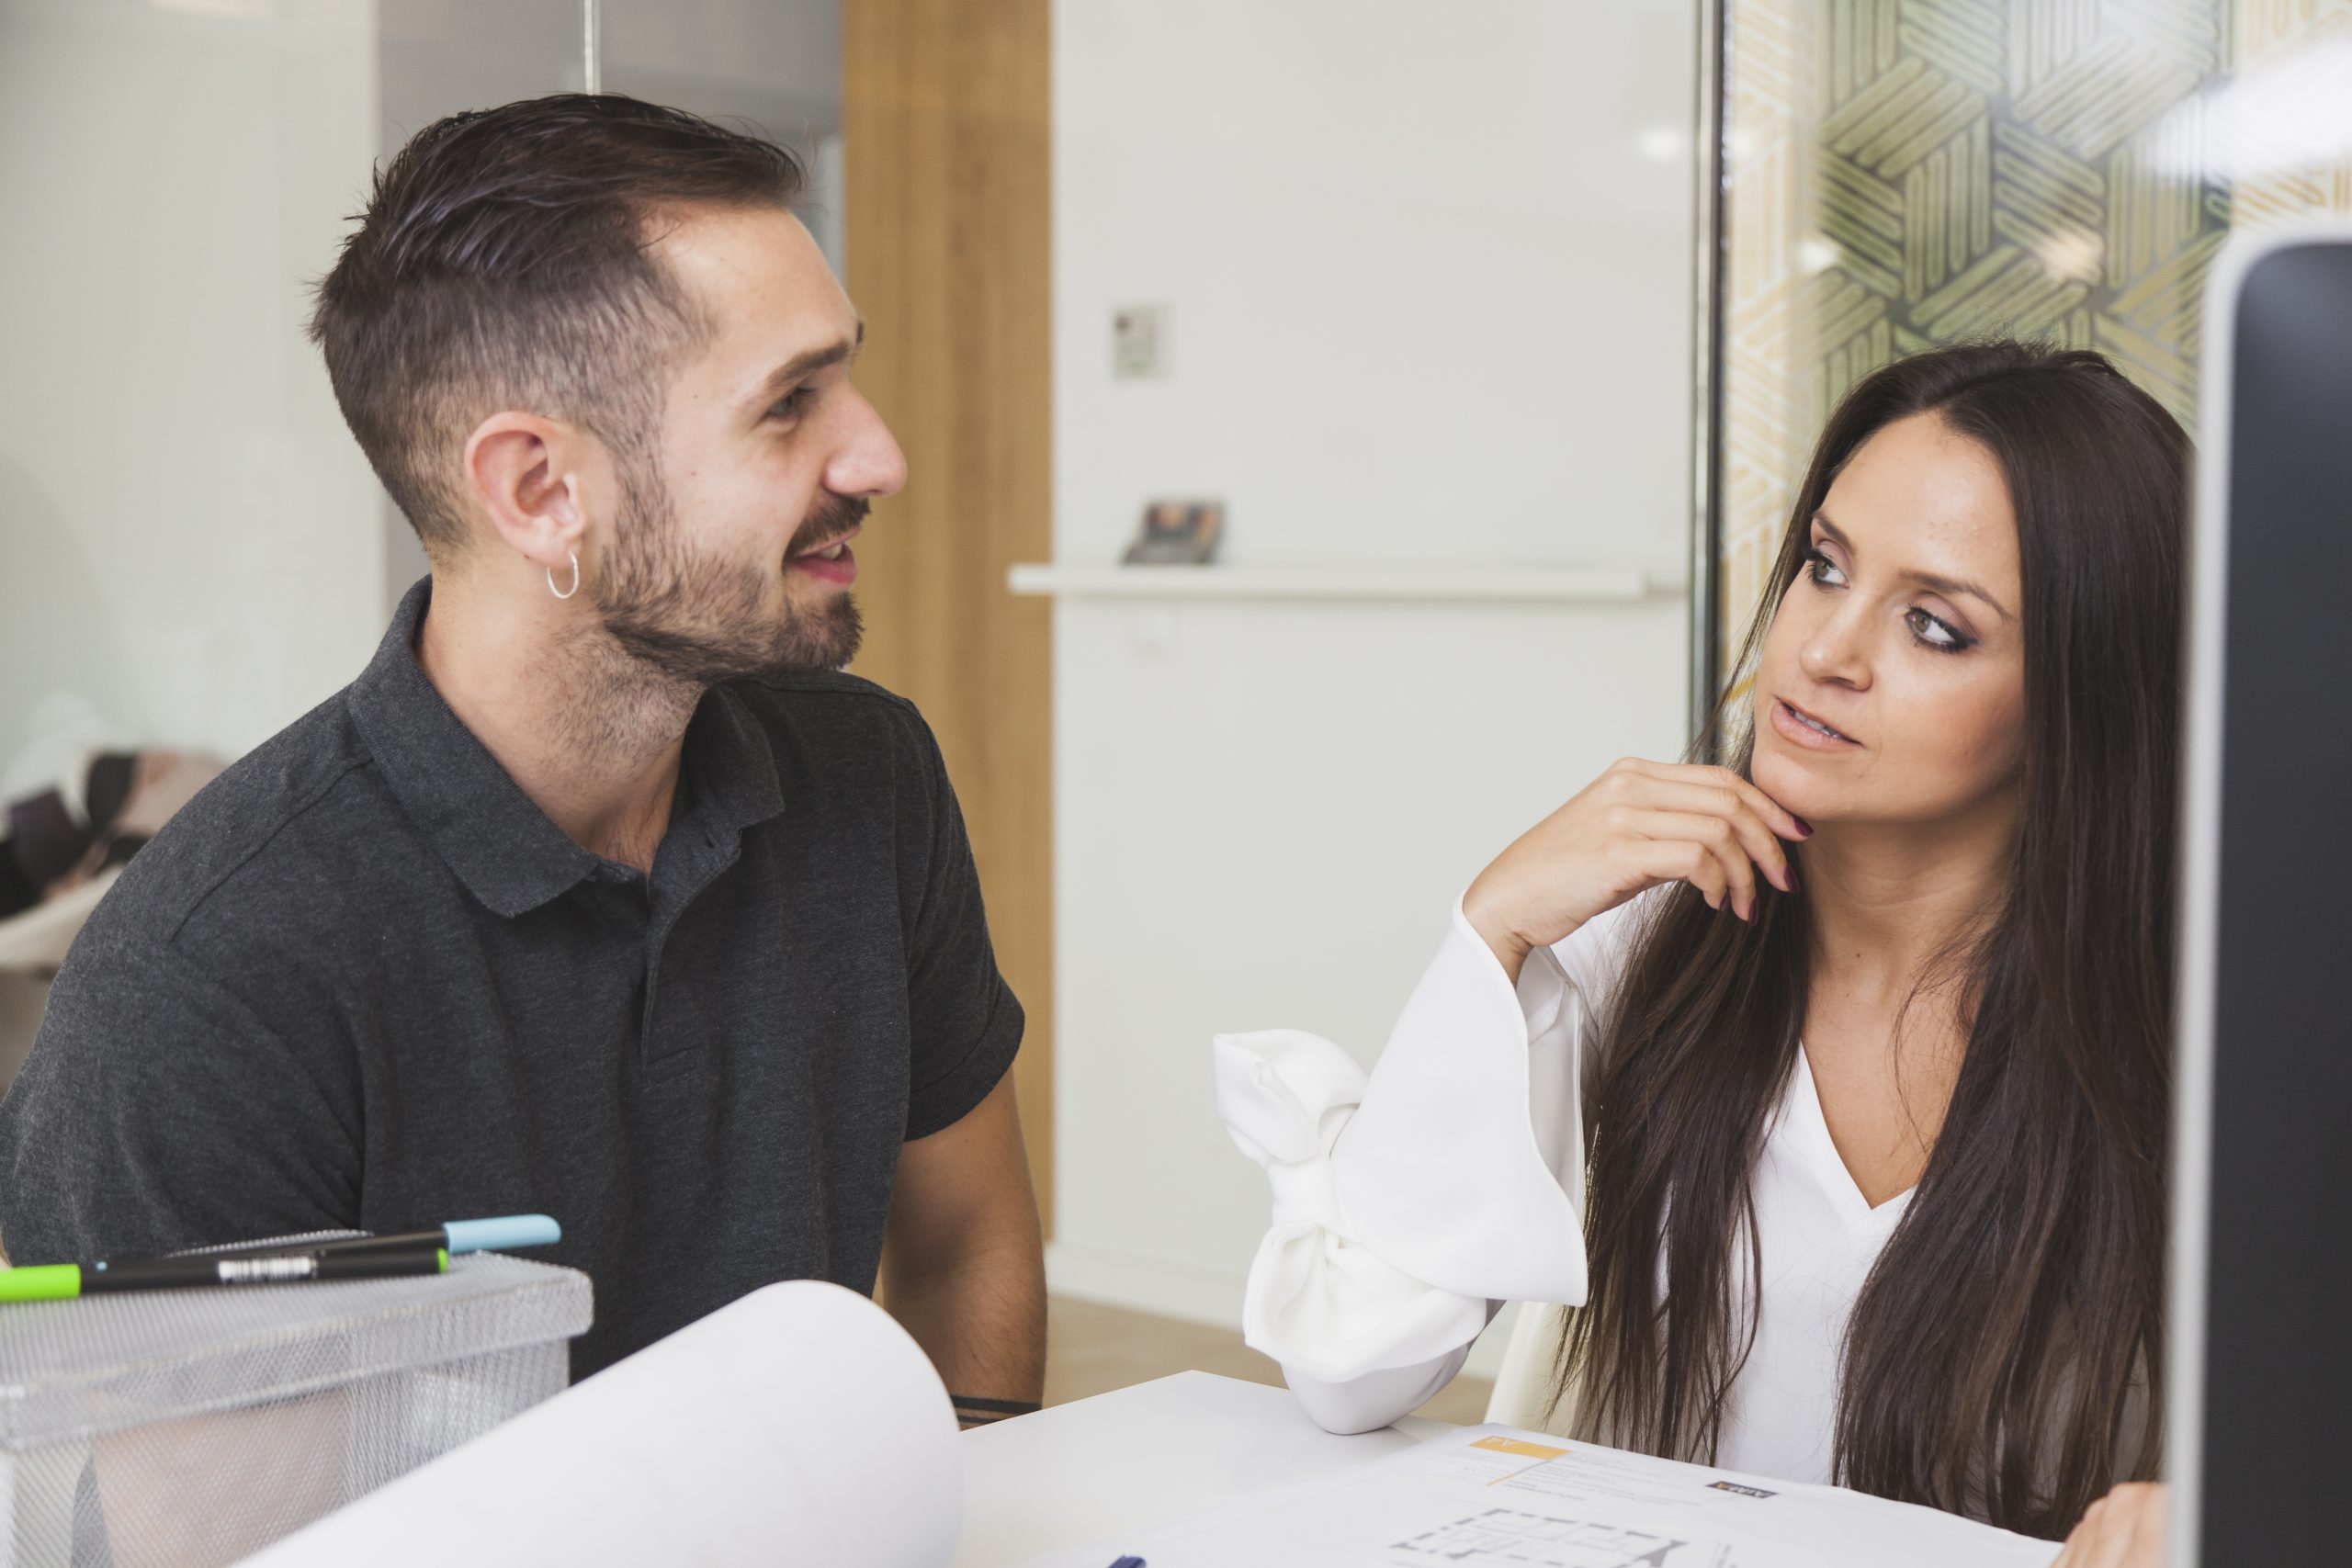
[1216,341,2183,1563]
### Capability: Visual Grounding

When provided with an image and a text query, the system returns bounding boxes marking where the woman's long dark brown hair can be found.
[1555,342,2187,1539]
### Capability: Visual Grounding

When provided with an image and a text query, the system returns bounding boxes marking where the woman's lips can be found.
[1770,697,1859,751]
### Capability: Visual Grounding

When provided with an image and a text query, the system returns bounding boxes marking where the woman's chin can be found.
[1749,750,1825,817]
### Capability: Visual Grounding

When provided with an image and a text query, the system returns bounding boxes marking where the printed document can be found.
[1028,1423,2060,1567]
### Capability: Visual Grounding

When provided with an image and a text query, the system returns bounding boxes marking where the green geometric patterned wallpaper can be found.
[1717,0,2352,669]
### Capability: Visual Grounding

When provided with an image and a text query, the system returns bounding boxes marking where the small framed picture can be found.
[1122,499,1225,565]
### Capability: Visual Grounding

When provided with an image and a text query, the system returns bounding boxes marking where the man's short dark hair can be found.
[310,94,807,555]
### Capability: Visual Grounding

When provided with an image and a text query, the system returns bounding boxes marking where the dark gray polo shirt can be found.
[0,580,1022,1378]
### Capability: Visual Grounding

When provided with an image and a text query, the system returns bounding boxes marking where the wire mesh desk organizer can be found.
[0,1233,591,1568]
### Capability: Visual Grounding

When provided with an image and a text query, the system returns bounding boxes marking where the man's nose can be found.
[828,390,909,501]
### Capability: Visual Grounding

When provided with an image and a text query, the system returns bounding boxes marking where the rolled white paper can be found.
[248,1280,965,1567]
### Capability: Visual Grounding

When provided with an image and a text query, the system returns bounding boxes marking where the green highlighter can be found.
[0,1242,447,1303]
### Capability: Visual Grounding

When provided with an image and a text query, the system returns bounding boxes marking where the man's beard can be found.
[593,457,865,688]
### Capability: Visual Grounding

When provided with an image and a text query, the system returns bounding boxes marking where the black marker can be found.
[0,1242,447,1303]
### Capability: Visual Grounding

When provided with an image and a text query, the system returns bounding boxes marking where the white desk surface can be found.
[954,1371,1453,1568]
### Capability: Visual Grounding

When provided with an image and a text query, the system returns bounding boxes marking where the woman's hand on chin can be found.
[1461,757,1810,983]
[2048,1482,2166,1567]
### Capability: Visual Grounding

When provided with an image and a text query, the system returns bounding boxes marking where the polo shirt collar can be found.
[349,578,787,919]
[680,679,788,842]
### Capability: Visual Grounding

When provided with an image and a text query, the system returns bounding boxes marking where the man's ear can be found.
[462,412,598,572]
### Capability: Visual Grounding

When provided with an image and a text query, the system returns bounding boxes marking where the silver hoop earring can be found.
[547,550,580,601]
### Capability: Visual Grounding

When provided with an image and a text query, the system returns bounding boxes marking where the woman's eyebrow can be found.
[1813,512,2014,623]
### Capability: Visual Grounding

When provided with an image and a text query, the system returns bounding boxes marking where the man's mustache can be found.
[787,495,871,557]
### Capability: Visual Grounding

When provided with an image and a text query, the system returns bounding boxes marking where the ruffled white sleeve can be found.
[1214,896,1631,1434]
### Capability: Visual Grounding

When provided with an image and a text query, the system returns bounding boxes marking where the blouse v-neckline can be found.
[1788,1043,1918,1225]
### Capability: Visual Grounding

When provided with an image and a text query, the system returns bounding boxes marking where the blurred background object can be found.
[0,714,222,1089]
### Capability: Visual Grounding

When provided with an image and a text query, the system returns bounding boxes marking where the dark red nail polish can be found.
[1792,816,1815,837]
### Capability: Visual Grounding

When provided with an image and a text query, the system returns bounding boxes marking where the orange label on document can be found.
[1471,1436,1570,1461]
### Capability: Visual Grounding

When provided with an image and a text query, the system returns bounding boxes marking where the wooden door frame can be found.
[842,0,1055,1230]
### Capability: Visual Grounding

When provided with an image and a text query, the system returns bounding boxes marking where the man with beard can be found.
[0,96,1044,1414]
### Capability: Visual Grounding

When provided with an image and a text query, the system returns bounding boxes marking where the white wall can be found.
[0,0,385,765]
[1055,0,1698,576]
[1048,0,1701,1381]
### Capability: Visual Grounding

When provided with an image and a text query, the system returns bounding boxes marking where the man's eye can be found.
[768,387,815,420]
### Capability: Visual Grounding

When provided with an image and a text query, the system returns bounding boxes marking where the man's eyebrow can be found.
[744,320,865,408]
[1812,512,2014,623]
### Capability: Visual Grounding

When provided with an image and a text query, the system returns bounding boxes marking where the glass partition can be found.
[1709,0,2352,694]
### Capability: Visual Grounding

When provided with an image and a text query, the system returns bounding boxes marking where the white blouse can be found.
[1213,894,1915,1483]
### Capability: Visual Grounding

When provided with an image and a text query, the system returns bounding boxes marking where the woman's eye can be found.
[1905,608,1971,652]
[1804,547,1847,587]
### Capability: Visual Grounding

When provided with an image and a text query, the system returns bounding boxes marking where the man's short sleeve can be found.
[898,716,1024,1141]
[0,923,360,1265]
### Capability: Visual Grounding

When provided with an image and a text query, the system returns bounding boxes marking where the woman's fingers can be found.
[2049,1496,2106,1567]
[1620,836,1730,914]
[1609,779,1797,896]
[1613,809,1761,919]
[1467,755,1805,962]
[2108,1483,2166,1568]
[1619,758,1811,844]
[2051,1483,2167,1568]
[1696,763,1812,843]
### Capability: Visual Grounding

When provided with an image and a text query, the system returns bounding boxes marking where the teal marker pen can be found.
[210,1213,562,1262]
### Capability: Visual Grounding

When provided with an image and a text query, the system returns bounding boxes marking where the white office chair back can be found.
[1482,1302,1578,1434]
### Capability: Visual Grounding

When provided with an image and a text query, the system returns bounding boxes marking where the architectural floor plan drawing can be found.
[1390,1506,1732,1568]
[1036,1424,2062,1568]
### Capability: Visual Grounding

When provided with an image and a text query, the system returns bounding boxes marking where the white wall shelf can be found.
[1006,563,1657,604]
